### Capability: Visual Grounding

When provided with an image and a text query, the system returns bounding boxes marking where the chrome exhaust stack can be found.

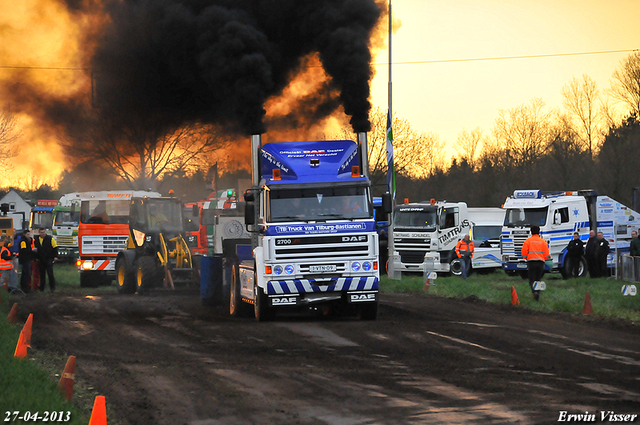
[357,132,369,178]
[251,134,262,186]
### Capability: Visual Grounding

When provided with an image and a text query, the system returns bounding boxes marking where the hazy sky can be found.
[369,0,640,156]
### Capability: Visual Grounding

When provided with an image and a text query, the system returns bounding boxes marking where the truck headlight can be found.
[273,265,283,275]
[81,260,93,270]
[285,264,294,274]
[352,262,361,271]
[362,261,372,271]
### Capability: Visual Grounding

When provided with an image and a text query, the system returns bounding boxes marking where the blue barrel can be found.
[201,254,223,306]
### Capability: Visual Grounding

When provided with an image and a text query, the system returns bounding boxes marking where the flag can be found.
[386,110,396,199]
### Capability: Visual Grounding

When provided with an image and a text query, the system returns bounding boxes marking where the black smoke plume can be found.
[86,0,381,134]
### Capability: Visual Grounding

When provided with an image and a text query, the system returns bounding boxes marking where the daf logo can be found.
[342,235,367,242]
[350,293,376,302]
[272,297,297,305]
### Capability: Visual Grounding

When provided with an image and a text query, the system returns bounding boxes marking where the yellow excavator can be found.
[115,196,196,294]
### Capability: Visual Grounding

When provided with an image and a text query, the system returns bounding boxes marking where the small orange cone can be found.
[7,302,18,324]
[58,356,76,400]
[14,314,33,358]
[88,396,107,425]
[511,286,520,305]
[583,291,593,314]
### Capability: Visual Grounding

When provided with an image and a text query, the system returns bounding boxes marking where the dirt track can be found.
[20,289,640,424]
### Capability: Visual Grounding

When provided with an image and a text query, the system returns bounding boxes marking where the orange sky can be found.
[1,0,639,188]
[370,0,640,156]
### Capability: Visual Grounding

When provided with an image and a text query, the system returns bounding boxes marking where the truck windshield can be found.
[80,200,131,224]
[269,186,371,222]
[472,225,502,241]
[54,211,79,226]
[393,208,437,230]
[32,212,53,229]
[504,207,548,227]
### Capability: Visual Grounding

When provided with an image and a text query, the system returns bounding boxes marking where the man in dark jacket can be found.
[34,227,58,293]
[19,230,37,293]
[585,230,598,278]
[565,232,584,278]
[593,232,610,278]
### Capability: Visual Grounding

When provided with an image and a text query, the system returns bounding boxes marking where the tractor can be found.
[115,196,196,294]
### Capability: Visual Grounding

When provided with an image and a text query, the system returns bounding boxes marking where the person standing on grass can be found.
[585,230,598,278]
[594,231,610,278]
[9,230,21,293]
[0,237,14,292]
[34,227,58,293]
[521,225,549,301]
[455,234,475,279]
[565,232,585,278]
[19,230,37,293]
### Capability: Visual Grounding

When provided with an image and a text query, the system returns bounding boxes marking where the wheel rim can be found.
[117,265,125,287]
[451,259,462,275]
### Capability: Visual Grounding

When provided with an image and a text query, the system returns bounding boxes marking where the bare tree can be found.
[492,98,551,169]
[0,106,19,171]
[336,107,445,189]
[454,128,485,170]
[609,51,640,117]
[562,74,602,159]
[64,111,228,190]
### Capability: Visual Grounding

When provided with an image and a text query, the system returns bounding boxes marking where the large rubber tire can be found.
[115,257,136,294]
[254,282,274,322]
[79,271,97,288]
[561,256,588,279]
[450,258,463,277]
[358,302,378,320]
[229,263,250,317]
[136,256,161,295]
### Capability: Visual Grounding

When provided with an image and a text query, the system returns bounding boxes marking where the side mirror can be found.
[192,205,198,217]
[70,204,76,214]
[382,193,392,214]
[244,203,256,226]
[244,189,255,203]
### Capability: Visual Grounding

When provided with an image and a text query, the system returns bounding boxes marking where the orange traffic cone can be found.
[511,286,520,305]
[88,396,107,425]
[14,314,33,359]
[7,302,18,324]
[58,356,76,401]
[583,291,593,315]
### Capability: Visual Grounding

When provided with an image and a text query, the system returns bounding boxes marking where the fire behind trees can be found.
[5,0,385,189]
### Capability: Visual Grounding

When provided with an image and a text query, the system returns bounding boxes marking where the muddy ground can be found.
[17,289,640,424]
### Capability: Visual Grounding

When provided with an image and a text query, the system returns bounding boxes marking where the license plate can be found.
[310,265,337,272]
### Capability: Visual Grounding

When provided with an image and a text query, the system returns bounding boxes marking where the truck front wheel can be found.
[254,283,274,322]
[116,257,136,294]
[450,258,463,277]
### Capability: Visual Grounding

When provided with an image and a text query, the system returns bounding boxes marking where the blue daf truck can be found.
[228,133,390,321]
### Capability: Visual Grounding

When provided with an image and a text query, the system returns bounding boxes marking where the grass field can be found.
[380,270,640,324]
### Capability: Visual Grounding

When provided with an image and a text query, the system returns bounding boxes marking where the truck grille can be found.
[81,235,128,255]
[273,234,372,262]
[56,235,77,247]
[399,250,427,264]
[502,232,529,260]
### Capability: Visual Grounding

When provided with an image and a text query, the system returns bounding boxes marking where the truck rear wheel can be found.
[229,263,250,317]
[136,256,160,295]
[116,257,136,294]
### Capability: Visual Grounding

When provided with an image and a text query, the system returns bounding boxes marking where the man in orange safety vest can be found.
[455,234,475,279]
[521,225,550,301]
